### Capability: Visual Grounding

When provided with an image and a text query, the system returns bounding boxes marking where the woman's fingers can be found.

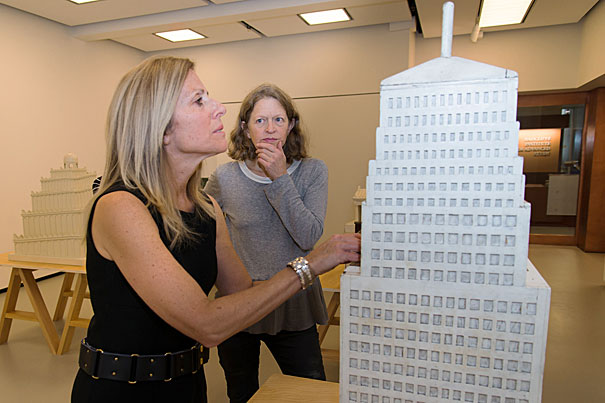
[255,141,287,180]
[306,233,361,276]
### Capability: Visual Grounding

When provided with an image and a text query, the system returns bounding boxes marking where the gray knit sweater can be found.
[204,158,329,334]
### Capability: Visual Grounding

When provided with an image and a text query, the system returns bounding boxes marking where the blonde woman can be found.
[71,57,359,402]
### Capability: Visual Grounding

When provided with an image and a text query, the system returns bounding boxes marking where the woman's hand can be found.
[256,140,288,180]
[305,233,361,277]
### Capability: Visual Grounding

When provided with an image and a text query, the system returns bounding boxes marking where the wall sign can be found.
[518,128,561,172]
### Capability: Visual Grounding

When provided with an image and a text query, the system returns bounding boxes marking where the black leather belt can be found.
[78,338,208,383]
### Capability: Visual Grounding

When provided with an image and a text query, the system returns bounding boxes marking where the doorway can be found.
[518,92,588,245]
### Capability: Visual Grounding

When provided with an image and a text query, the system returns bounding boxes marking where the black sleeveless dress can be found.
[71,184,217,403]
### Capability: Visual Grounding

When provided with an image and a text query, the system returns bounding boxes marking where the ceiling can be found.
[415,0,599,38]
[0,0,599,52]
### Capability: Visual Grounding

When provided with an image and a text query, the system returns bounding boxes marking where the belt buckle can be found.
[164,351,173,382]
[128,353,139,384]
[92,348,103,380]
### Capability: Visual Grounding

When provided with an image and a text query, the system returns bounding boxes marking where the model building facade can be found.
[339,5,550,402]
[10,154,95,265]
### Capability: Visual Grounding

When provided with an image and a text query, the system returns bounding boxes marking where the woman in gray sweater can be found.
[204,83,329,402]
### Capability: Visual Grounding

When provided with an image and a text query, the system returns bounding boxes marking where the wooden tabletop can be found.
[249,374,339,402]
[318,264,345,292]
[0,252,85,274]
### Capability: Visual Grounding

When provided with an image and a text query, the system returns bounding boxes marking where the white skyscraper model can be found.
[340,3,551,402]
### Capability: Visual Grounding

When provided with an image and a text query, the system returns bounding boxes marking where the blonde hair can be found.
[93,56,214,249]
[228,83,308,163]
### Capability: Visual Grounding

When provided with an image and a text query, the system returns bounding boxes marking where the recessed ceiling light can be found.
[299,9,351,26]
[478,0,534,28]
[67,0,102,4]
[154,29,206,42]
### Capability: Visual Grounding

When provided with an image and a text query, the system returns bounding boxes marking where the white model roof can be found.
[381,56,518,87]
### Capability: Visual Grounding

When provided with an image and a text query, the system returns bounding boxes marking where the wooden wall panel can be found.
[518,92,588,107]
[577,94,594,249]
[579,88,605,252]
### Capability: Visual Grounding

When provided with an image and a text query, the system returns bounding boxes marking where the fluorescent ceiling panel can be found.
[299,8,351,25]
[155,29,205,42]
[68,0,101,4]
[479,0,533,27]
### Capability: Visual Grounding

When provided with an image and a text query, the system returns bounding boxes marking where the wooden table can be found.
[0,252,90,354]
[318,264,345,361]
[249,374,338,402]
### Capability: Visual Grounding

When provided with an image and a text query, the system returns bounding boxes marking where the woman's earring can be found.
[241,121,250,139]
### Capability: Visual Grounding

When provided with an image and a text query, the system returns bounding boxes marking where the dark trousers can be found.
[72,368,207,403]
[218,325,326,403]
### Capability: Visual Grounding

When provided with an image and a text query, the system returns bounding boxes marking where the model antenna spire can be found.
[441,1,454,57]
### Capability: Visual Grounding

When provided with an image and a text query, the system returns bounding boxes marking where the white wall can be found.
[0,4,144,261]
[414,22,582,92]
[578,0,605,86]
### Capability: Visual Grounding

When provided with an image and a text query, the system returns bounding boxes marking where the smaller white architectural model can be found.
[10,154,96,265]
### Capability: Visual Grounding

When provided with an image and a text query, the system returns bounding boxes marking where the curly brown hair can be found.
[228,83,308,164]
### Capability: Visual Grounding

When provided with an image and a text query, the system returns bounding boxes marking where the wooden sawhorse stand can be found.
[53,271,90,354]
[0,253,90,354]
